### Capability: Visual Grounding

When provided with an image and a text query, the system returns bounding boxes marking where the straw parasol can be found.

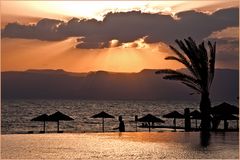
[214,114,239,120]
[48,111,74,133]
[190,110,201,129]
[91,111,114,132]
[138,114,165,132]
[214,114,239,130]
[212,102,239,115]
[31,114,49,133]
[163,111,184,130]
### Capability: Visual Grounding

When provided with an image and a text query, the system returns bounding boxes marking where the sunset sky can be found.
[1,1,239,73]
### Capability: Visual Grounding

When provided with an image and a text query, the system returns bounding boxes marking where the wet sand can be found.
[1,132,239,159]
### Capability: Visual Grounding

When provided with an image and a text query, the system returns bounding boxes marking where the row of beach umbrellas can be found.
[137,114,165,132]
[162,102,239,130]
[31,111,114,133]
[31,102,239,133]
[31,111,74,133]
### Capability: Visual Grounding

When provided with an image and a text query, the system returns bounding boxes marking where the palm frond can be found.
[156,69,200,85]
[156,37,216,95]
[207,41,216,88]
[176,38,202,80]
[165,56,194,73]
[199,42,208,69]
[198,42,209,87]
[182,82,202,93]
[162,75,200,88]
[169,45,187,61]
[168,46,199,79]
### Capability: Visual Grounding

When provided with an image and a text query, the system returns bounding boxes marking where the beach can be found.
[1,132,239,159]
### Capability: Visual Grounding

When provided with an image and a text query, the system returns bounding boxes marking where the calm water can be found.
[1,99,238,134]
[1,132,239,159]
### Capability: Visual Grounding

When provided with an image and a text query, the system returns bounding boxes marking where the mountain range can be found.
[1,68,239,101]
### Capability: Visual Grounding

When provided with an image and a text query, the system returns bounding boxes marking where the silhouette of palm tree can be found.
[156,37,216,131]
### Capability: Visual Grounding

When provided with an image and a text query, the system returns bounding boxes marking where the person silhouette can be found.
[113,115,125,132]
[118,116,125,132]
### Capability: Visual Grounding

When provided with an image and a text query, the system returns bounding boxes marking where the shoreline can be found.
[1,128,239,135]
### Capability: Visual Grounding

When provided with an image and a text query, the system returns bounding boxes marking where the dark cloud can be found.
[2,7,239,49]
[2,18,65,41]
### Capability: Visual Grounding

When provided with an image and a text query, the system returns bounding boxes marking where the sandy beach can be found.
[1,132,238,159]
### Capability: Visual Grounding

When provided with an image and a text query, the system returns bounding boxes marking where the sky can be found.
[1,1,239,73]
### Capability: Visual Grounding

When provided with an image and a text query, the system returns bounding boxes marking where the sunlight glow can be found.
[122,37,149,49]
[1,1,238,72]
[2,1,238,22]
[2,38,184,73]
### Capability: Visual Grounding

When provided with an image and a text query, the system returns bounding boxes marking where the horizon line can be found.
[1,67,238,74]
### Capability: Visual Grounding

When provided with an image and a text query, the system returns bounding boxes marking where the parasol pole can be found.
[237,120,239,129]
[148,122,151,132]
[174,118,176,131]
[135,115,138,132]
[44,121,46,133]
[224,120,227,130]
[57,120,60,133]
[102,118,105,132]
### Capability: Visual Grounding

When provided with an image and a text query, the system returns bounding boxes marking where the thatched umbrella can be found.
[190,110,201,129]
[163,111,184,130]
[214,114,239,130]
[31,114,49,133]
[138,114,165,132]
[212,102,239,115]
[48,111,74,133]
[91,111,114,132]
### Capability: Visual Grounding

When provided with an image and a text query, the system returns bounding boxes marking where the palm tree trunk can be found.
[200,92,212,131]
[184,108,191,131]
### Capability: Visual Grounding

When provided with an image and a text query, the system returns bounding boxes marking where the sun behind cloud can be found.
[1,1,239,72]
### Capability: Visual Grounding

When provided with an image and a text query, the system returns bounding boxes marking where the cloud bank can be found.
[2,7,238,49]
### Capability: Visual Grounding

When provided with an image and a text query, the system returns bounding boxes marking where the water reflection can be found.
[118,132,122,137]
[200,131,211,147]
[2,132,238,159]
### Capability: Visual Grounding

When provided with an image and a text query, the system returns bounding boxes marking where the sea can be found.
[1,99,238,134]
[2,132,239,159]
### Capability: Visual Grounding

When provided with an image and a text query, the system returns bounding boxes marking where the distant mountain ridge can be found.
[1,68,239,101]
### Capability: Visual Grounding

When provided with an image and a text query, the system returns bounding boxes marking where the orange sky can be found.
[1,1,239,73]
[2,38,184,72]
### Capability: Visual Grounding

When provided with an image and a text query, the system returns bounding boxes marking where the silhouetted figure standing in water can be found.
[119,116,125,132]
[114,116,125,132]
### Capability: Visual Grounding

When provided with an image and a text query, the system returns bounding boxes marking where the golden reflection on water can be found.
[102,132,194,143]
[1,132,239,159]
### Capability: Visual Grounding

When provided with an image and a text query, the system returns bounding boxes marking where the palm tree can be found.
[156,37,216,131]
